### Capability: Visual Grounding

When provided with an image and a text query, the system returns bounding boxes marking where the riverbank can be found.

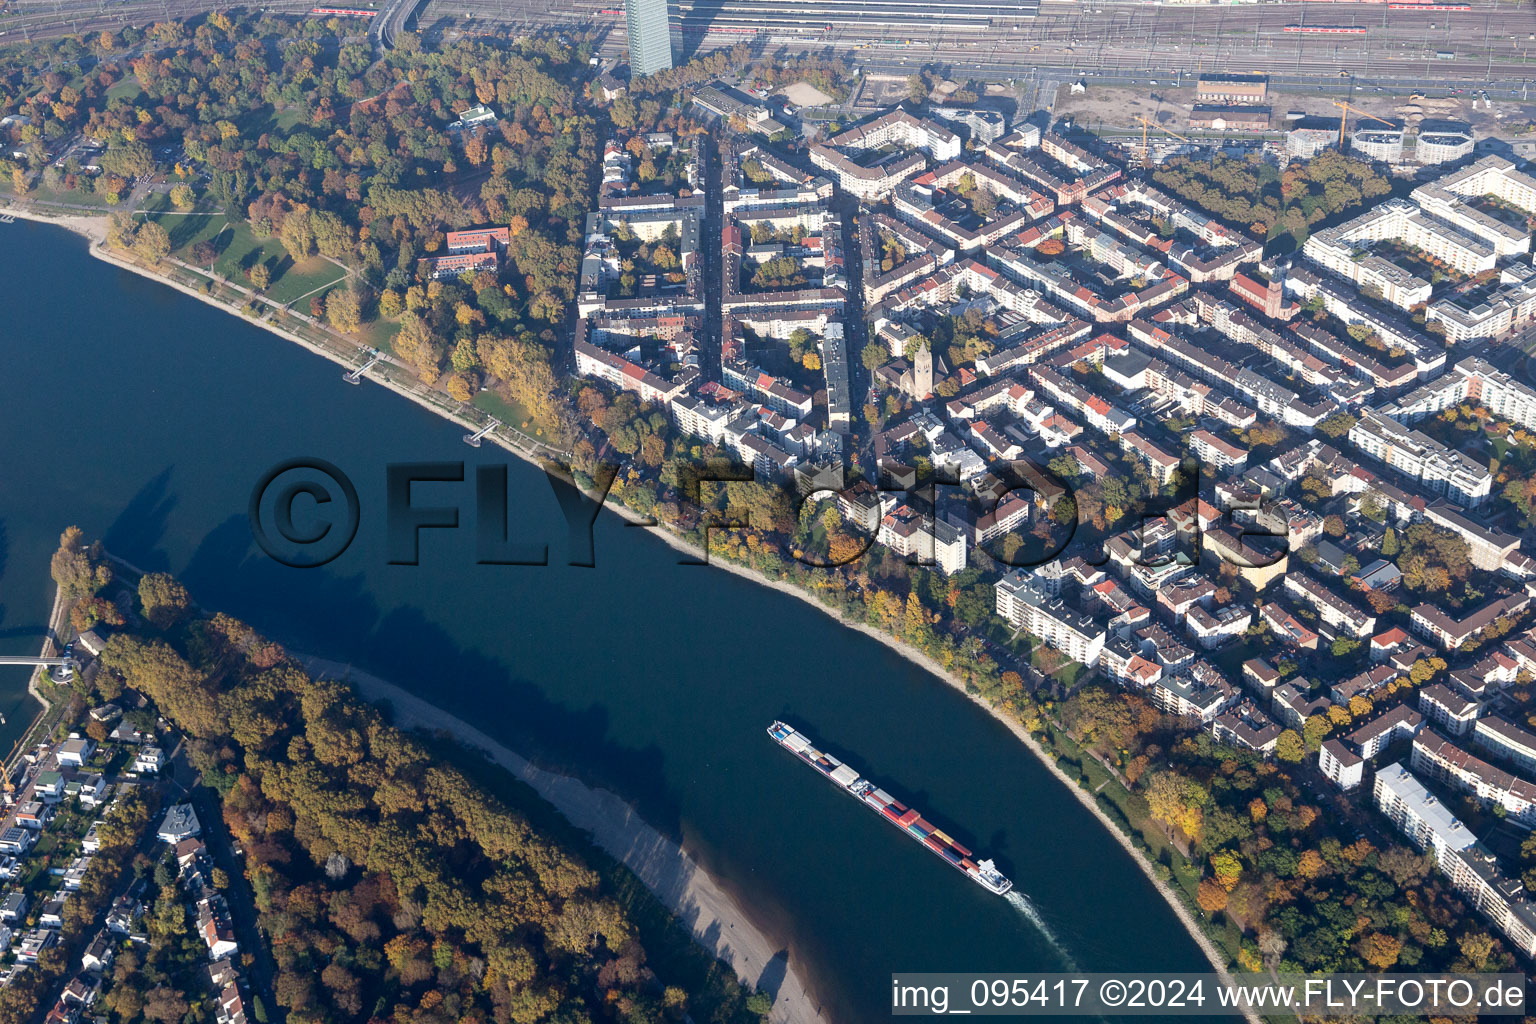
[4,583,70,778]
[0,202,560,468]
[297,654,828,1024]
[5,201,1249,1016]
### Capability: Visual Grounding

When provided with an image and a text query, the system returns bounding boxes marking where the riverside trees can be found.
[1,16,596,443]
[85,598,766,1024]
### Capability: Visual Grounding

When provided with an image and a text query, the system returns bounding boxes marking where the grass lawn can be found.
[105,77,144,104]
[145,209,227,252]
[163,218,346,302]
[349,316,403,357]
[2,182,117,208]
[473,390,535,430]
[272,108,308,132]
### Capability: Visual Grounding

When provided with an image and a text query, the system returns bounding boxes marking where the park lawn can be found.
[355,315,402,353]
[272,107,308,132]
[106,77,144,104]
[473,390,536,432]
[149,209,228,252]
[198,219,346,302]
[265,255,348,304]
[3,181,117,208]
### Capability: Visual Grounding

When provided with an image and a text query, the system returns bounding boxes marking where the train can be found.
[1284,0,1468,5]
[1284,23,1366,33]
[310,7,378,15]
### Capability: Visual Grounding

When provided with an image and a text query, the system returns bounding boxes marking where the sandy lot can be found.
[782,81,834,107]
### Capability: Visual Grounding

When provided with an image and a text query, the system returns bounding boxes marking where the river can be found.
[0,221,1219,1022]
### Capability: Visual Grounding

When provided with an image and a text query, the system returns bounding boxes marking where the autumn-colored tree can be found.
[1145,771,1207,843]
[134,221,172,264]
[1359,931,1403,970]
[51,527,112,600]
[1209,850,1243,891]
[1275,729,1304,763]
[326,289,362,333]
[1196,878,1228,914]
[138,572,190,629]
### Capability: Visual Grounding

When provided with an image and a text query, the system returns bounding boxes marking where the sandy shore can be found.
[7,200,1253,1022]
[299,655,828,1024]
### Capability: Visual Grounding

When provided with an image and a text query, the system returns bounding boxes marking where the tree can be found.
[861,341,887,372]
[100,140,154,179]
[1275,729,1304,763]
[906,73,928,103]
[247,263,271,291]
[1317,410,1357,439]
[138,573,189,629]
[1302,714,1332,751]
[134,221,171,264]
[1196,878,1228,913]
[1209,850,1243,891]
[1331,637,1360,657]
[169,183,195,210]
[1359,932,1402,970]
[1145,772,1207,843]
[51,527,111,600]
[280,205,315,261]
[327,290,362,333]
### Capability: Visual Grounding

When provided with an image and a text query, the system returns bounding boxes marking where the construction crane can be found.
[1135,115,1194,165]
[1330,100,1398,148]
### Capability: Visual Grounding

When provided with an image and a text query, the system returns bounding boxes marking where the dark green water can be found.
[0,221,1219,1022]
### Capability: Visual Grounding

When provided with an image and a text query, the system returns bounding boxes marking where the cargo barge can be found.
[767,721,1012,895]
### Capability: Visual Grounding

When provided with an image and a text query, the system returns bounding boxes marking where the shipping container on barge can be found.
[766,721,1012,895]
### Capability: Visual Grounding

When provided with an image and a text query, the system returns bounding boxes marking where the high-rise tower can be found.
[625,0,674,76]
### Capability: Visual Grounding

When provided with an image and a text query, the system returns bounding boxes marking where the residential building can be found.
[1411,594,1529,650]
[1419,683,1480,737]
[1375,761,1536,958]
[1211,702,1281,756]
[995,570,1106,667]
[1348,409,1492,508]
[1473,716,1536,776]
[1413,732,1536,826]
[1347,705,1424,760]
[56,737,94,768]
[158,804,202,844]
[1320,738,1365,789]
[1281,572,1376,638]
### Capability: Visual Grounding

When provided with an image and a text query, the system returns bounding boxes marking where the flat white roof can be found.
[1377,762,1475,853]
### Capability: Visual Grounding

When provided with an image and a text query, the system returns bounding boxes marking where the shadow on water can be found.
[0,517,8,631]
[103,467,178,573]
[173,513,687,839]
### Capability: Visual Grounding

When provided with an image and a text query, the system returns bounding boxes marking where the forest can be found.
[39,531,766,1024]
[0,15,598,443]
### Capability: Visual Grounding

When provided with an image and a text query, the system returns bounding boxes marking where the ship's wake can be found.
[1004,891,1078,970]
